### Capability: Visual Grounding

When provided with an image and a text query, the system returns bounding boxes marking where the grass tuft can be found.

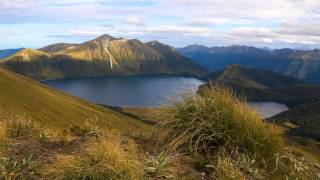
[0,114,41,139]
[157,85,283,159]
[45,135,143,180]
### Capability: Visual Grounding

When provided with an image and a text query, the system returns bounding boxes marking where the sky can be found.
[1,0,320,49]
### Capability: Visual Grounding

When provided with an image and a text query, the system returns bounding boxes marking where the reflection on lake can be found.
[43,76,204,107]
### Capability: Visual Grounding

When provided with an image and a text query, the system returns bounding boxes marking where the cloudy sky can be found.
[1,0,320,49]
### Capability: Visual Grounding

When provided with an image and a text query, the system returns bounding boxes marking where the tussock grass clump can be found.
[46,136,143,180]
[0,114,42,140]
[158,85,283,159]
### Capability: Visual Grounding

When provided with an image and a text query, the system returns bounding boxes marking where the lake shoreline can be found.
[43,76,204,107]
[40,74,204,83]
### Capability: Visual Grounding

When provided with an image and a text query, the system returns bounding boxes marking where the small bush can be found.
[46,137,143,180]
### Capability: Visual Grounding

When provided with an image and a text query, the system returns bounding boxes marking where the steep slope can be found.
[274,102,320,140]
[0,48,24,59]
[203,65,304,89]
[146,40,207,75]
[2,35,207,80]
[0,66,145,131]
[179,45,320,83]
[147,41,182,59]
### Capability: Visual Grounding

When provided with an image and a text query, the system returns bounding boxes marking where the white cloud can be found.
[1,0,320,48]
[124,16,145,26]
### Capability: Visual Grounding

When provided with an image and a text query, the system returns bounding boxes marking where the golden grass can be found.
[0,113,43,146]
[157,85,283,159]
[45,135,143,180]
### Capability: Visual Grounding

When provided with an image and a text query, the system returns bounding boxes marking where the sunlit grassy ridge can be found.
[0,67,145,131]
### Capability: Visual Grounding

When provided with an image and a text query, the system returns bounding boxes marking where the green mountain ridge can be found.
[2,34,207,80]
[203,64,304,89]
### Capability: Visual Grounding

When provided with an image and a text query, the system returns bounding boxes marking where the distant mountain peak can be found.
[148,40,164,46]
[95,34,117,41]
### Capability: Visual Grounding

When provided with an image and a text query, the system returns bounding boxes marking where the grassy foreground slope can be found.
[0,66,144,131]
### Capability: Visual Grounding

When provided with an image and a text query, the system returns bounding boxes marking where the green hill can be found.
[2,35,207,80]
[0,66,145,131]
[203,64,304,89]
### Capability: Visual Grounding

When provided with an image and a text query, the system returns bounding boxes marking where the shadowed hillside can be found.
[203,64,304,89]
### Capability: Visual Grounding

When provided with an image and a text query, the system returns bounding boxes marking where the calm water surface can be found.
[43,76,204,107]
[249,102,289,118]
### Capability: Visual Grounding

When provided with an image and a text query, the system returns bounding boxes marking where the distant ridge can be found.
[2,34,207,80]
[39,43,77,53]
[179,44,320,83]
[203,64,304,89]
[0,48,24,59]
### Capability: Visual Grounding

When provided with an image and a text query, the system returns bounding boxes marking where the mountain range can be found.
[179,44,320,83]
[1,35,207,80]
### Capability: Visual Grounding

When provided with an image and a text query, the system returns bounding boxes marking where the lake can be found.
[248,102,289,118]
[43,76,204,107]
